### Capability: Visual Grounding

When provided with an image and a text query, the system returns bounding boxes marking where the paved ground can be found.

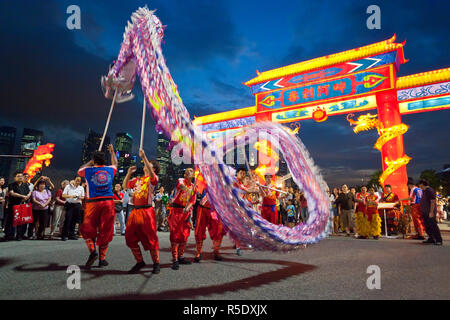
[0,232,449,300]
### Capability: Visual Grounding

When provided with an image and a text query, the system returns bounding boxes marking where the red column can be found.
[376,89,409,199]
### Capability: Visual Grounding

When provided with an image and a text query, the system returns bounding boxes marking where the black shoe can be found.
[152,263,160,274]
[98,259,109,267]
[414,235,425,240]
[422,238,435,244]
[85,252,98,268]
[68,236,78,240]
[15,237,22,241]
[373,236,379,240]
[178,257,192,265]
[61,237,67,241]
[357,235,367,239]
[171,261,179,270]
[214,254,222,261]
[128,261,146,274]
[194,254,202,263]
[434,242,443,246]
[121,233,125,236]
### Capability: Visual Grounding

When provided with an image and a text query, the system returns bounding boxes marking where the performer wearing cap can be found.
[78,144,117,268]
[122,149,161,274]
[167,168,196,270]
[260,174,280,225]
[407,178,425,240]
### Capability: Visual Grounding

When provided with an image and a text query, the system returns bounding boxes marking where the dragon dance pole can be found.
[99,89,118,151]
[140,99,146,149]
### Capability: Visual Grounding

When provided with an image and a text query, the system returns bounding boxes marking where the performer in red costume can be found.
[122,149,161,274]
[379,184,401,235]
[168,168,196,270]
[194,189,227,262]
[230,168,260,255]
[407,178,425,240]
[78,144,117,268]
[365,187,381,239]
[354,186,368,238]
[260,174,280,225]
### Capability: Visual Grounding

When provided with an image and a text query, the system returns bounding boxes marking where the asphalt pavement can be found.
[0,232,449,300]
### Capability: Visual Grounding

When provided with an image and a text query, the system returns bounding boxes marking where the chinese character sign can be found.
[256,65,393,112]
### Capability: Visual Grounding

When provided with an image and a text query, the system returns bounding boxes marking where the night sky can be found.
[1,0,449,187]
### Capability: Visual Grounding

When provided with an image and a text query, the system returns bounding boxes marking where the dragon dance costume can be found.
[168,178,196,262]
[354,191,368,236]
[78,165,117,264]
[355,193,381,238]
[410,186,425,237]
[125,174,159,267]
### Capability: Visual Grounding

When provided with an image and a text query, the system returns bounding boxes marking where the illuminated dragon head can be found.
[346,113,381,134]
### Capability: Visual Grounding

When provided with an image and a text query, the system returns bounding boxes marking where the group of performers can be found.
[76,145,287,274]
[353,181,426,239]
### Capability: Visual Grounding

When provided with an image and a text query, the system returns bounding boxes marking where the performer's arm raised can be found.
[123,166,136,191]
[108,144,118,168]
[139,148,155,181]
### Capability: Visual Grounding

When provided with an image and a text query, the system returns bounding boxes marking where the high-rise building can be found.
[156,133,191,191]
[81,129,110,165]
[0,126,17,181]
[156,133,171,188]
[115,132,135,184]
[115,132,133,154]
[16,128,43,173]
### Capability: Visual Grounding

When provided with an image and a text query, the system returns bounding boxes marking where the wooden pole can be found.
[140,99,146,150]
[99,89,118,151]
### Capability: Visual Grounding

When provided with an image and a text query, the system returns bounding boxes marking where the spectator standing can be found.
[0,177,6,230]
[31,179,53,239]
[335,184,356,236]
[125,187,135,224]
[154,186,164,231]
[62,177,85,241]
[286,199,296,228]
[418,180,443,245]
[113,184,125,235]
[50,180,69,238]
[23,172,34,238]
[299,191,308,223]
[2,171,31,241]
[331,187,340,234]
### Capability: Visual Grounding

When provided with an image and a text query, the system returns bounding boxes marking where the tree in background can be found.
[419,169,442,191]
[367,170,382,189]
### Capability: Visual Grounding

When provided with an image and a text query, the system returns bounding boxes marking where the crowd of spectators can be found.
[0,171,448,243]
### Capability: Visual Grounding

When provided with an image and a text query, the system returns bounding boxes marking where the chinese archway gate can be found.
[193,35,450,199]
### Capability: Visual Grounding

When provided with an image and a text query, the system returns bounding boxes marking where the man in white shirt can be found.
[61,176,85,240]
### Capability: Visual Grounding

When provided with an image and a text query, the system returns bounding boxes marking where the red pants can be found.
[261,204,278,224]
[195,206,226,242]
[168,207,191,243]
[80,200,115,247]
[125,207,159,251]
[411,204,425,236]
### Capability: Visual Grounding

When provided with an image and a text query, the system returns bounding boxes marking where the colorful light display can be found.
[24,143,55,180]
